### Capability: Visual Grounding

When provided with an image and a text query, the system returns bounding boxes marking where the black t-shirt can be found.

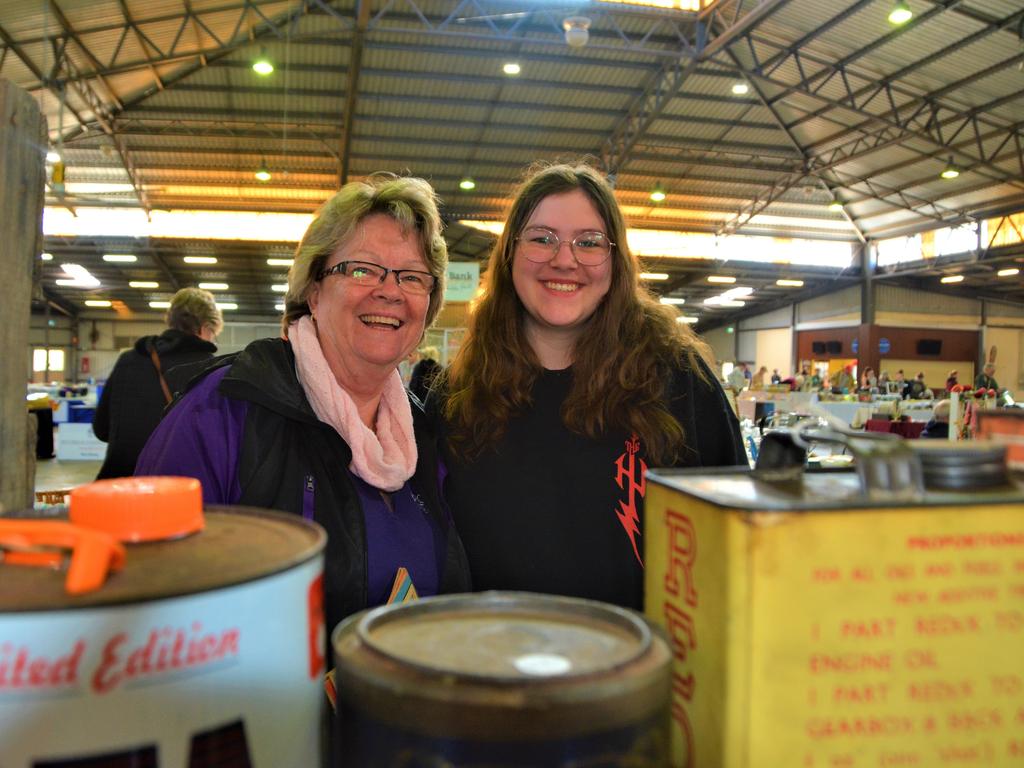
[438,360,746,611]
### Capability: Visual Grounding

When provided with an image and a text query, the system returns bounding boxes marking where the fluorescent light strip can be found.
[102,254,137,263]
[640,272,669,280]
[84,300,112,308]
[216,302,238,310]
[129,281,159,289]
[267,258,294,267]
[676,316,699,324]
[997,268,1019,277]
[271,283,288,292]
[776,279,804,287]
[940,275,964,284]
[659,297,686,305]
[149,301,171,309]
[58,263,100,288]
[275,303,285,311]
[184,256,217,264]
[40,252,53,261]
[198,282,229,291]
[707,275,736,284]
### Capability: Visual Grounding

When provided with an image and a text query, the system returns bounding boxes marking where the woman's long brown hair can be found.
[442,163,715,465]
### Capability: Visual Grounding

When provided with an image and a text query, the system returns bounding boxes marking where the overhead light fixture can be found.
[57,263,100,288]
[997,268,1020,277]
[676,316,699,324]
[45,150,61,163]
[940,157,960,179]
[129,281,159,289]
[272,283,288,292]
[776,279,804,287]
[184,256,217,264]
[704,297,745,307]
[255,159,272,182]
[216,302,238,310]
[649,183,666,203]
[731,82,749,96]
[502,62,521,76]
[940,275,964,284]
[562,16,591,48]
[102,253,137,263]
[828,199,844,212]
[40,252,53,261]
[723,286,753,298]
[267,258,294,267]
[659,297,686,305]
[888,0,912,25]
[149,301,172,309]
[198,282,229,291]
[459,178,476,191]
[275,303,286,311]
[252,49,274,76]
[84,300,112,308]
[640,272,669,280]
[707,275,736,284]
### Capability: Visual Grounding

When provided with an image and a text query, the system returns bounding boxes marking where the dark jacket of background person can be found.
[136,337,471,635]
[920,418,950,439]
[93,328,216,479]
[408,356,441,403]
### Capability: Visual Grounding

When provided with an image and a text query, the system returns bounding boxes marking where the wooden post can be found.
[0,79,46,513]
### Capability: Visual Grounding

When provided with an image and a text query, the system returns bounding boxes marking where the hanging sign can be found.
[444,262,480,302]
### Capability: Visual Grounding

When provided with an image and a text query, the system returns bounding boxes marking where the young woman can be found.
[433,163,745,611]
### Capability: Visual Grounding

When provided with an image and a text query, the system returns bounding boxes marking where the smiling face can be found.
[307,213,431,392]
[511,189,613,357]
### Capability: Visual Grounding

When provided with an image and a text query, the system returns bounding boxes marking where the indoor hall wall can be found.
[874,285,981,328]
[737,306,793,378]
[794,285,860,329]
[701,326,736,368]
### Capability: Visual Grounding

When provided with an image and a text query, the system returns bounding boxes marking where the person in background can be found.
[408,345,441,403]
[975,363,998,391]
[136,175,470,633]
[93,287,222,480]
[432,163,745,611]
[878,371,890,392]
[770,368,781,385]
[894,369,909,398]
[834,364,855,393]
[945,369,959,392]
[751,365,768,390]
[908,371,932,399]
[920,398,951,439]
[727,362,748,394]
[808,367,823,391]
[860,367,877,391]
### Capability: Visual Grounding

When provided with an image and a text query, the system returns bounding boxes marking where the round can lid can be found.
[70,476,204,543]
[352,592,650,683]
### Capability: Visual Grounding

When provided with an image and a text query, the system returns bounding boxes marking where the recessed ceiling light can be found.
[149,301,171,309]
[997,268,1019,277]
[129,281,160,289]
[503,62,521,76]
[84,300,112,308]
[216,302,238,310]
[776,279,804,287]
[731,82,749,96]
[940,275,964,284]
[659,297,686,305]
[184,256,217,264]
[272,283,288,292]
[267,258,294,267]
[40,252,53,261]
[198,282,229,290]
[640,272,669,280]
[707,275,736,284]
[102,254,137,263]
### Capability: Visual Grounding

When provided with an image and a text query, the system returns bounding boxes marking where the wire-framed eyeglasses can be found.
[317,260,437,295]
[516,227,614,266]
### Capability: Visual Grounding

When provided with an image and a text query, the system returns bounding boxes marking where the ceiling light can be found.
[272,283,288,292]
[45,150,61,163]
[216,302,238,310]
[459,178,476,191]
[198,282,229,290]
[267,258,294,267]
[723,286,753,298]
[102,253,137,263]
[888,0,912,25]
[676,316,699,324]
[707,275,736,284]
[940,275,964,284]
[776,279,804,287]
[502,62,521,76]
[57,263,99,287]
[828,199,844,212]
[940,157,960,179]
[129,281,160,289]
[650,184,666,203]
[731,82,749,96]
[255,159,271,182]
[184,256,217,264]
[659,297,686,305]
[640,272,669,280]
[40,252,53,261]
[149,301,171,309]
[252,50,274,76]
[997,268,1020,277]
[275,303,285,311]
[719,300,745,308]
[562,16,591,48]
[84,300,112,308]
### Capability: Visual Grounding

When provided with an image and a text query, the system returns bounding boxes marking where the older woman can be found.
[136,175,470,631]
[433,163,745,611]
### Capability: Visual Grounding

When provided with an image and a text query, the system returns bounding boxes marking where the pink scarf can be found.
[290,315,417,491]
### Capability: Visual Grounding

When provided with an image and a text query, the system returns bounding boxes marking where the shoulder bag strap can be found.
[148,341,174,405]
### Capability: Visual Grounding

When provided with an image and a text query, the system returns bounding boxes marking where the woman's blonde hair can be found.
[442,162,713,464]
[283,174,448,334]
[167,287,222,337]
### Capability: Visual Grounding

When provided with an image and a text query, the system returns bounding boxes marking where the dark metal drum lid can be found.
[0,506,325,612]
[349,592,651,683]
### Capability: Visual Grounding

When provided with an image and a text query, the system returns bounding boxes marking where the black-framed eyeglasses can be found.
[317,260,437,296]
[516,226,614,266]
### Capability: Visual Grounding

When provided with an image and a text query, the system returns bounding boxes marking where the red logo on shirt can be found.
[613,434,646,566]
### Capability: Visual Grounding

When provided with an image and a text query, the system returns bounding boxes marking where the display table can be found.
[864,418,926,439]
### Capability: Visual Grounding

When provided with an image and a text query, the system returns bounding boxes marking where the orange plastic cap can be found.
[70,476,204,543]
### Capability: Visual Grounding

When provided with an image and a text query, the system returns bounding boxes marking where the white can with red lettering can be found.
[0,477,327,768]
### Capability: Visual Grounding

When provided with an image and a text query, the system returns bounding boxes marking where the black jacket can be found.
[93,329,217,479]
